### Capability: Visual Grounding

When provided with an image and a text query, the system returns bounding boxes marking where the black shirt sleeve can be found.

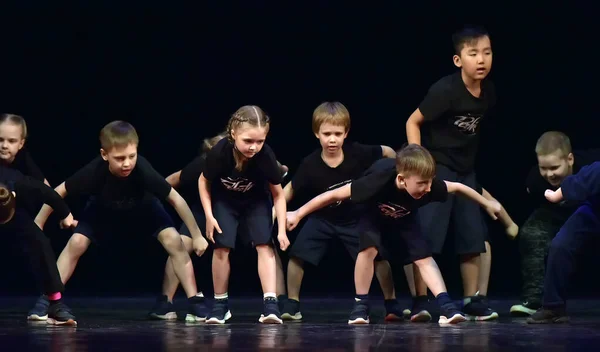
[352,142,385,166]
[291,157,313,193]
[257,144,283,185]
[179,156,205,191]
[20,150,46,182]
[15,176,71,219]
[136,156,173,201]
[427,178,449,203]
[418,78,452,122]
[350,159,396,204]
[64,157,104,196]
[203,139,228,181]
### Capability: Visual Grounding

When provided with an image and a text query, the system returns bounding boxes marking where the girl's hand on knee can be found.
[277,232,290,251]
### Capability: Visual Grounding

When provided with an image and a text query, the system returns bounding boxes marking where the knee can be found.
[358,247,378,261]
[213,247,230,260]
[180,235,193,254]
[67,234,91,256]
[255,244,274,257]
[158,228,185,252]
[413,256,433,268]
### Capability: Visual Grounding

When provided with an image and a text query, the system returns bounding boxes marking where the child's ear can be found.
[453,54,462,68]
[100,148,108,161]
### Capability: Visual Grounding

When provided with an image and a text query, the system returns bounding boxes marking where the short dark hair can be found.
[452,25,490,55]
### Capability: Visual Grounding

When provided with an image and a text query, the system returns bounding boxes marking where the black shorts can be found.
[290,216,365,266]
[357,212,432,265]
[179,203,206,238]
[74,197,176,244]
[211,194,273,249]
[417,164,487,255]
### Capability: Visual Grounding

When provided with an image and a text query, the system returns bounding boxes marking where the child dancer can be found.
[287,144,502,324]
[199,105,290,324]
[29,121,209,322]
[0,166,77,325]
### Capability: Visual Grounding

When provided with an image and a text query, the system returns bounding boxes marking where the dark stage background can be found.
[0,3,598,300]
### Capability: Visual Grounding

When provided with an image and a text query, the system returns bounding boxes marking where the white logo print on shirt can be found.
[453,114,482,135]
[377,202,411,219]
[220,177,255,193]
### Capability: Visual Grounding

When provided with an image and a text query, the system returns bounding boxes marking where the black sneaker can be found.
[438,302,466,325]
[383,299,404,322]
[348,300,370,325]
[205,298,232,324]
[259,297,282,324]
[463,295,499,321]
[410,296,432,323]
[186,294,209,322]
[148,295,177,320]
[27,295,49,321]
[510,301,541,316]
[281,298,302,321]
[527,307,569,324]
[47,302,77,326]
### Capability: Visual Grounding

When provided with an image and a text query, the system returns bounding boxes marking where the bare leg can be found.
[460,254,480,297]
[286,257,305,301]
[274,248,286,296]
[374,260,395,300]
[157,228,198,298]
[403,264,416,297]
[256,244,277,294]
[56,233,92,284]
[212,248,231,295]
[478,241,492,296]
[162,236,193,301]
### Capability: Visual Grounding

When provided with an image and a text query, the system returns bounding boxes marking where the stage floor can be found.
[1,296,599,351]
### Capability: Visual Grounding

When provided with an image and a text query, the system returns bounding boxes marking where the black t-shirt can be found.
[418,72,496,174]
[292,142,383,224]
[0,166,70,220]
[179,155,206,205]
[203,139,282,199]
[526,149,600,216]
[1,149,46,215]
[351,158,448,220]
[1,149,46,182]
[65,155,172,211]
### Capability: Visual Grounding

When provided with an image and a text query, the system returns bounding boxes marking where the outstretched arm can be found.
[406,108,425,145]
[34,182,68,229]
[481,187,519,238]
[445,181,501,220]
[286,184,351,231]
[552,162,600,202]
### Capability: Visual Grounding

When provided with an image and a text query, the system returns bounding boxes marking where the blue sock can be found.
[436,292,452,306]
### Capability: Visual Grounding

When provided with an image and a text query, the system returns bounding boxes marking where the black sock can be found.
[436,292,452,306]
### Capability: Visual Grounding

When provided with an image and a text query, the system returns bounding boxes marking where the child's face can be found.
[101,143,138,178]
[397,173,432,199]
[0,122,25,163]
[454,36,493,81]
[315,123,348,156]
[231,123,268,159]
[537,150,574,187]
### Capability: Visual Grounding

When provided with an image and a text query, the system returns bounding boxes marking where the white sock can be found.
[215,292,228,300]
[264,292,277,300]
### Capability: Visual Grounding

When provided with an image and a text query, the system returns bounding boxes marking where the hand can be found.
[192,236,209,257]
[205,216,222,244]
[485,200,502,220]
[545,189,563,203]
[277,232,290,251]
[286,211,300,231]
[59,213,78,229]
[506,222,519,240]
